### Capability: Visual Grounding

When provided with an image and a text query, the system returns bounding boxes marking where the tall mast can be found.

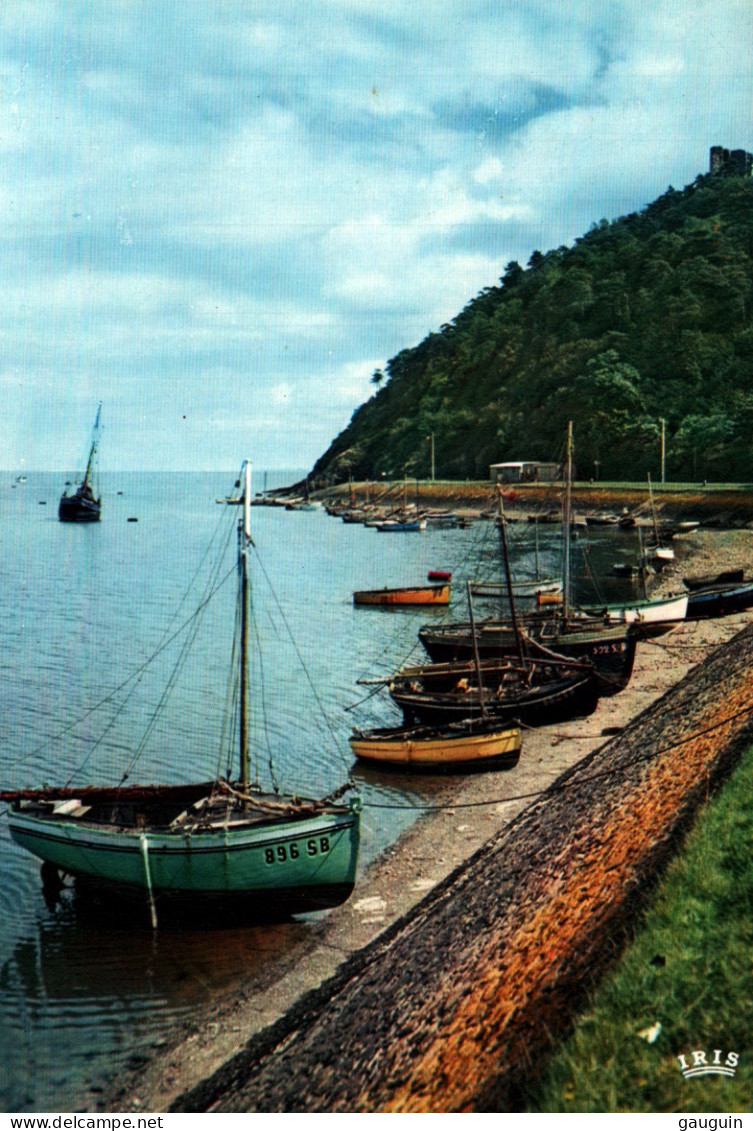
[562,421,573,621]
[239,460,252,792]
[648,473,660,544]
[82,403,102,490]
[497,487,525,664]
[466,581,488,718]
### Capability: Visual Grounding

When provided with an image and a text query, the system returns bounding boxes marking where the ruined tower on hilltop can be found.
[710,145,753,176]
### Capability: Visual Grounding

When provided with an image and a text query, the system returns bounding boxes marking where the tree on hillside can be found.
[554,351,657,478]
[312,170,753,483]
[673,414,735,480]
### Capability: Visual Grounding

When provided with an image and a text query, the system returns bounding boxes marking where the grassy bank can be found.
[522,741,753,1114]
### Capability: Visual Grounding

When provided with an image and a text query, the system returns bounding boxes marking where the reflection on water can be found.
[0,474,698,1109]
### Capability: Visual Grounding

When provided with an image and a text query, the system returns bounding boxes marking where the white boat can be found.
[469,579,562,599]
[375,517,426,532]
[577,592,688,625]
[646,544,675,566]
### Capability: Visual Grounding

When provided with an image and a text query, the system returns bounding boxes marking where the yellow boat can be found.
[353,584,450,606]
[349,719,521,770]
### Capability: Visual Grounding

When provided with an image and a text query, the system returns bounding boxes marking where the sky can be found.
[2,1,752,471]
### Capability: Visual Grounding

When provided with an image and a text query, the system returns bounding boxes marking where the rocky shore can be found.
[101,527,753,1114]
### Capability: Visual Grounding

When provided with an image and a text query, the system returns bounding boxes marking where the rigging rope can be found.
[249,544,354,781]
[5,563,238,780]
[120,504,238,783]
[248,587,280,794]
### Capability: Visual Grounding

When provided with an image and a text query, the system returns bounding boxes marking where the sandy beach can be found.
[102,526,753,1114]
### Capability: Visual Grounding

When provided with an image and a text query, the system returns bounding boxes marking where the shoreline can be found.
[312,480,753,529]
[101,527,753,1114]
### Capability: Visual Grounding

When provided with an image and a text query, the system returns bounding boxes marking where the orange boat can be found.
[353,583,451,607]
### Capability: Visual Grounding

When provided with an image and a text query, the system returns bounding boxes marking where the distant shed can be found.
[489,461,561,484]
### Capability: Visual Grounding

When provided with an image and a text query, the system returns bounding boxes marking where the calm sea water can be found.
[0,472,680,1111]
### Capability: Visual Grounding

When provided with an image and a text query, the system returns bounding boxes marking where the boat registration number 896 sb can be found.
[264,836,332,865]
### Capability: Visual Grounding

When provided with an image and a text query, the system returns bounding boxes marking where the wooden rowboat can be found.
[468,579,561,599]
[353,584,450,606]
[349,719,521,770]
[385,654,600,727]
[576,592,688,625]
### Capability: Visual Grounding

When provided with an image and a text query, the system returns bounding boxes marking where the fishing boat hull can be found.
[353,584,450,606]
[58,493,101,523]
[388,668,599,727]
[349,721,521,770]
[685,580,753,620]
[417,621,637,697]
[7,793,361,914]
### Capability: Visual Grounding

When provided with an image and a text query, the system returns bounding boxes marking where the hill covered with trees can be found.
[311,167,753,484]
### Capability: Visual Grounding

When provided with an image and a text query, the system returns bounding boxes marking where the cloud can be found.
[0,0,750,468]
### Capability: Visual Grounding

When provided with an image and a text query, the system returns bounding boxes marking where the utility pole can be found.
[427,433,435,481]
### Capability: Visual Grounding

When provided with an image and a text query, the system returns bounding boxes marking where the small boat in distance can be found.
[6,461,361,927]
[375,517,426,532]
[374,480,426,531]
[285,480,318,511]
[660,520,700,538]
[423,511,460,528]
[468,579,562,599]
[644,474,674,566]
[59,404,102,523]
[353,583,450,607]
[349,719,521,771]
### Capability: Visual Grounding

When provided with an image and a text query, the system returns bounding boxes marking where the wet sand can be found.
[102,528,753,1114]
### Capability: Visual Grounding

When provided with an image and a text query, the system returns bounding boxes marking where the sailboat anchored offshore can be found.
[58,404,102,523]
[5,461,361,927]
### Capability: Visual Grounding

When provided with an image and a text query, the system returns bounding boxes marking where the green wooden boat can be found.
[5,462,361,926]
